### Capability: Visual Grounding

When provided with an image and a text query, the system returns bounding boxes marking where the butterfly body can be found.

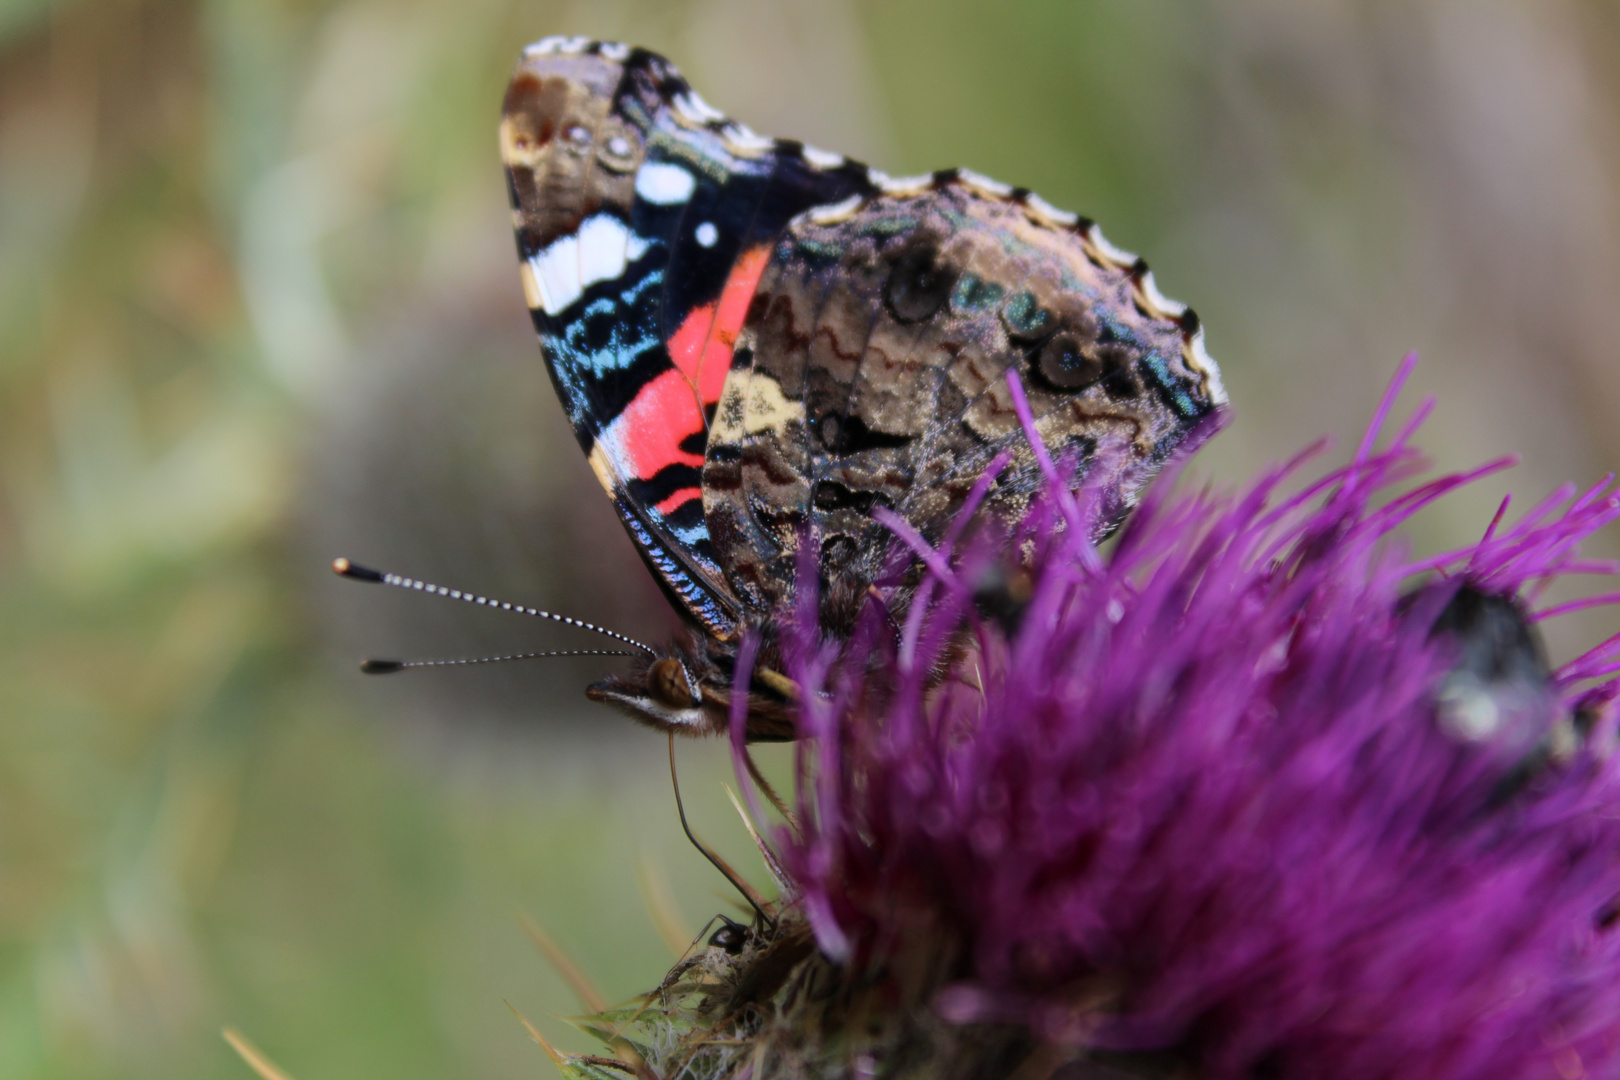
[500,37,1226,738]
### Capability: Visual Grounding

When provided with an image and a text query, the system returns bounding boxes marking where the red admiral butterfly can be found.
[493,37,1225,741]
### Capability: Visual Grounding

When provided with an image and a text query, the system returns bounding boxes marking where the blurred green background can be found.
[5,1,1620,1077]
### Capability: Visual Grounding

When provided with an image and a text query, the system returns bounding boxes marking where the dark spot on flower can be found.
[1598,898,1620,930]
[1412,582,1555,749]
[1249,1050,1288,1079]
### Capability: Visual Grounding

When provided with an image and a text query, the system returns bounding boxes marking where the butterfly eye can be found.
[648,657,701,709]
[884,241,957,323]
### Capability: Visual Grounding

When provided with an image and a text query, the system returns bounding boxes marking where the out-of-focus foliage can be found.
[2,1,1618,1078]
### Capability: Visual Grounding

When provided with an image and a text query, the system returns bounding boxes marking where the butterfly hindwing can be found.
[702,175,1226,615]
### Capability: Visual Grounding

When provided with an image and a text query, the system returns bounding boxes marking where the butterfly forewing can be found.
[500,39,871,638]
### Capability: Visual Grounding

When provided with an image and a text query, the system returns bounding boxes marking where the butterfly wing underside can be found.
[503,37,1228,635]
[702,175,1227,615]
[500,38,873,637]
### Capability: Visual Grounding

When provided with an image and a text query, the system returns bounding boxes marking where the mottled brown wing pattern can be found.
[702,172,1226,616]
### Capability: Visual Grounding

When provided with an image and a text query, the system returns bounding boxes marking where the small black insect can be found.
[1418,582,1558,753]
[1407,581,1583,805]
[707,915,749,956]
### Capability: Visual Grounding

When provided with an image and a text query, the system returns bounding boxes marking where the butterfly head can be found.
[588,655,709,735]
[585,627,722,736]
[585,629,798,742]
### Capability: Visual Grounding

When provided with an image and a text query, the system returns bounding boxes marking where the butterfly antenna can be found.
[667,735,775,933]
[332,557,656,655]
[359,649,637,675]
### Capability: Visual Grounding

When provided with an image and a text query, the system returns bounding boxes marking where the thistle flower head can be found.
[580,357,1620,1080]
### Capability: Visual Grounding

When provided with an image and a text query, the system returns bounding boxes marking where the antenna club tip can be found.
[333,557,385,582]
[360,658,405,674]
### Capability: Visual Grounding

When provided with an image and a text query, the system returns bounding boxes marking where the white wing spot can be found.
[695,222,719,248]
[598,41,630,61]
[1187,328,1227,406]
[1023,192,1078,227]
[527,214,650,315]
[1085,224,1138,267]
[878,173,933,196]
[801,144,845,170]
[808,193,865,225]
[635,162,696,205]
[673,90,726,125]
[1135,271,1186,318]
[578,215,638,293]
[958,168,1013,197]
[526,35,592,56]
[723,124,775,153]
[607,136,632,156]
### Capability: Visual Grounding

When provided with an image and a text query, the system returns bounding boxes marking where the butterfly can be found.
[499,36,1226,741]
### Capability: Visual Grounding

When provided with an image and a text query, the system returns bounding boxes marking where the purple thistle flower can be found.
[756,354,1620,1079]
